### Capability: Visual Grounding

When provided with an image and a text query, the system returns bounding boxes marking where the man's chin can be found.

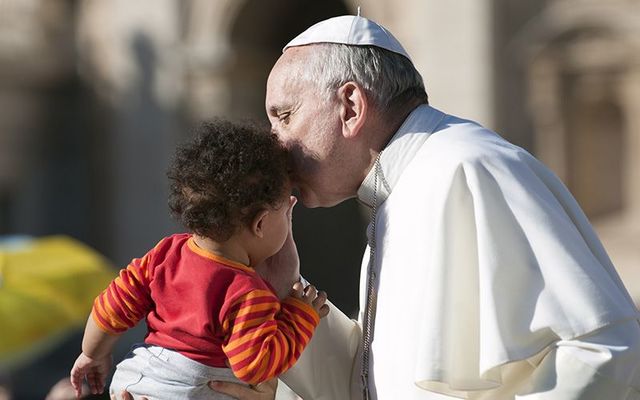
[297,189,348,209]
[297,194,321,208]
[294,189,322,208]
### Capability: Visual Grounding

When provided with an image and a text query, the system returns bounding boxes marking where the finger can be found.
[303,284,317,300]
[122,393,147,400]
[100,374,106,393]
[318,303,330,318]
[88,372,99,395]
[70,377,82,399]
[94,373,103,395]
[69,371,81,394]
[97,374,105,394]
[255,377,278,392]
[312,290,327,308]
[209,381,259,399]
[88,381,96,395]
[290,281,304,298]
[72,376,86,398]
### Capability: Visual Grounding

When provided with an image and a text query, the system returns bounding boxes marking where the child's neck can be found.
[192,234,251,267]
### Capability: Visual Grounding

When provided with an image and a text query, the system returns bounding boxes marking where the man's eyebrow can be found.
[268,104,292,116]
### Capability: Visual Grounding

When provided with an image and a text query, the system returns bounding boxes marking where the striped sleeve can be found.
[91,253,153,334]
[221,290,320,385]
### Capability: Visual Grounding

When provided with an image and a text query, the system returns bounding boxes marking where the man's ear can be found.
[337,82,368,139]
[251,209,269,238]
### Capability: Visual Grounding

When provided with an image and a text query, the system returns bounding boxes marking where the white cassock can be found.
[280,104,640,400]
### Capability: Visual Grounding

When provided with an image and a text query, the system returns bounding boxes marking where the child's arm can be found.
[70,249,155,398]
[70,315,121,397]
[221,282,328,385]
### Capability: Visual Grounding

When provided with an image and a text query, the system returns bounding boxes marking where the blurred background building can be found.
[0,0,639,398]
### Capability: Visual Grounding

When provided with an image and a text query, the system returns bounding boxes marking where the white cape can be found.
[362,108,640,398]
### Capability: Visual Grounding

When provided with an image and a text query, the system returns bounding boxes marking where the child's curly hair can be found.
[167,119,289,242]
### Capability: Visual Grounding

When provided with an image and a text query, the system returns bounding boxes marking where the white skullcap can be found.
[283,15,412,61]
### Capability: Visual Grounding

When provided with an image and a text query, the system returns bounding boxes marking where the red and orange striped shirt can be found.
[92,233,319,384]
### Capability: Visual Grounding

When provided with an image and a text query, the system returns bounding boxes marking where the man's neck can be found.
[378,99,426,151]
[364,99,425,176]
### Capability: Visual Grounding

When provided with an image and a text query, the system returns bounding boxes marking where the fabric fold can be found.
[364,113,639,398]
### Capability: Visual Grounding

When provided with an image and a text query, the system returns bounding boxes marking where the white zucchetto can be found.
[283,15,412,61]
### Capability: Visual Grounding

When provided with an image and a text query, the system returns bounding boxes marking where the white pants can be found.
[110,345,247,400]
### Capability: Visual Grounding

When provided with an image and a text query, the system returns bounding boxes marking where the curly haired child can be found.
[70,119,328,399]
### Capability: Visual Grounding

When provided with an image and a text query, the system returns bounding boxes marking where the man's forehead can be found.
[266,79,298,116]
[267,55,306,97]
[266,47,322,116]
[273,47,307,73]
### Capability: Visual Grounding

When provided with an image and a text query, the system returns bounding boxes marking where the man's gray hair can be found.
[299,43,428,110]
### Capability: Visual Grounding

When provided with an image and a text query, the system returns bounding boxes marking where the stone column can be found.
[619,66,640,227]
[182,0,243,121]
[390,0,495,128]
[527,55,568,182]
[76,0,185,263]
[0,0,75,234]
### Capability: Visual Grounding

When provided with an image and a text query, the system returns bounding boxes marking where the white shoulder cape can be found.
[365,113,640,396]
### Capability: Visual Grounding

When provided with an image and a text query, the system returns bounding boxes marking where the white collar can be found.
[357,104,447,208]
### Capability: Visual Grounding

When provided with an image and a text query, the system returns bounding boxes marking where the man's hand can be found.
[256,196,300,299]
[45,377,89,400]
[290,282,330,318]
[209,379,277,400]
[110,391,136,400]
[70,352,112,397]
[110,379,278,400]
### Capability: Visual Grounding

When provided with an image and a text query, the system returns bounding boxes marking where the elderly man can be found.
[128,14,640,400]
[222,14,640,400]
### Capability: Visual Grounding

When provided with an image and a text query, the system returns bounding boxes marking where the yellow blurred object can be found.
[0,236,115,370]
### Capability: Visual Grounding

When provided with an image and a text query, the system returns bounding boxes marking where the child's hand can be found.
[70,352,112,398]
[256,196,300,300]
[290,282,329,318]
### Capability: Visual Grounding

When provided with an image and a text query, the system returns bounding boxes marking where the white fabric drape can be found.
[281,105,640,400]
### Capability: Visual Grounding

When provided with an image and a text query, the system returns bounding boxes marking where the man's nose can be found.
[270,123,290,138]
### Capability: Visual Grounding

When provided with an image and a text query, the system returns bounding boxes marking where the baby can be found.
[70,119,327,399]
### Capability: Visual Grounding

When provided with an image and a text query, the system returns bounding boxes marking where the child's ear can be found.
[251,209,270,238]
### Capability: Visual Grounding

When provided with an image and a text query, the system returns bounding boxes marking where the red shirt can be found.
[92,233,319,384]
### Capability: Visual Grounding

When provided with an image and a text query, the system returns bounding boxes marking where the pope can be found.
[135,14,640,400]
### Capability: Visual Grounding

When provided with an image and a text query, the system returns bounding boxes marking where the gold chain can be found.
[361,153,382,400]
